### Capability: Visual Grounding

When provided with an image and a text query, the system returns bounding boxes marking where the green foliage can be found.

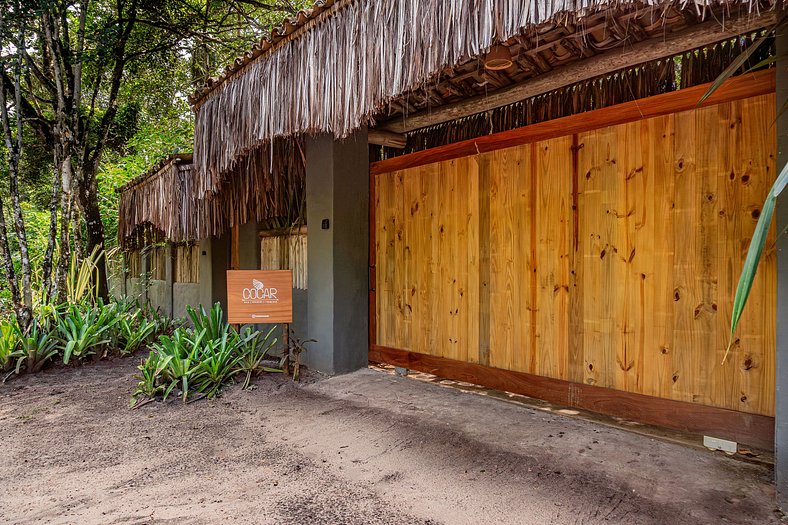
[133,349,174,402]
[55,302,118,364]
[114,306,160,357]
[154,328,201,402]
[0,296,166,380]
[15,319,59,374]
[132,303,284,406]
[186,303,225,340]
[238,326,280,389]
[725,163,788,362]
[197,331,245,399]
[0,320,23,373]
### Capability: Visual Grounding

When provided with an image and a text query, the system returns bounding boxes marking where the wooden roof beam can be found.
[382,12,776,134]
[368,129,406,149]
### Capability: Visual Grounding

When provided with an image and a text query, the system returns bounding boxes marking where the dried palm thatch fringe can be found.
[193,0,773,192]
[260,233,308,290]
[372,33,772,158]
[118,138,305,249]
[174,244,201,283]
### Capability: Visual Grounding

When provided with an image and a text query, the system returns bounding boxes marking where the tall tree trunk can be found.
[41,165,61,303]
[0,6,32,326]
[53,154,73,303]
[78,169,108,300]
[0,196,20,308]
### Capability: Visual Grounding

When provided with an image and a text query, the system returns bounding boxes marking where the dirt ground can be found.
[0,358,781,525]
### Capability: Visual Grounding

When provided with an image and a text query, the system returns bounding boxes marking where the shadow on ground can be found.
[0,359,779,524]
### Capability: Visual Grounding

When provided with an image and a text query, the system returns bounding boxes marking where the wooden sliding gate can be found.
[369,71,777,449]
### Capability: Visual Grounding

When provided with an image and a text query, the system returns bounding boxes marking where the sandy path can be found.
[0,359,779,524]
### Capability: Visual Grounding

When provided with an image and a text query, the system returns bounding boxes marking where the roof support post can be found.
[141,247,150,306]
[775,27,788,511]
[163,242,174,318]
[198,234,229,320]
[305,129,369,374]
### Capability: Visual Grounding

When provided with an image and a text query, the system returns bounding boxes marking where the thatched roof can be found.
[190,0,775,193]
[117,139,305,248]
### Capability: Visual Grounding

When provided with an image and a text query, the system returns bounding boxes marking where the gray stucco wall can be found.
[304,131,369,375]
[173,282,200,322]
[126,277,143,303]
[774,30,787,510]
[108,274,125,301]
[147,279,172,317]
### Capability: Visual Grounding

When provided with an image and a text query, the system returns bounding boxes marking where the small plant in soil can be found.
[0,320,23,375]
[15,319,59,374]
[238,326,281,389]
[284,330,315,382]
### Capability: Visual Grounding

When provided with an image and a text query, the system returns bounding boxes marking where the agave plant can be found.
[14,319,59,374]
[237,326,280,389]
[55,303,119,364]
[0,319,22,374]
[194,331,244,398]
[132,350,174,404]
[186,303,227,340]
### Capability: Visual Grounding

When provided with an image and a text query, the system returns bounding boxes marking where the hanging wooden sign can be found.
[226,270,293,324]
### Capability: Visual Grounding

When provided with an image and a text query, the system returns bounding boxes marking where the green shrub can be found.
[55,302,119,364]
[132,303,285,406]
[133,349,174,401]
[155,328,200,402]
[117,311,159,356]
[0,319,23,373]
[238,326,280,389]
[195,330,244,399]
[186,303,225,340]
[15,319,59,374]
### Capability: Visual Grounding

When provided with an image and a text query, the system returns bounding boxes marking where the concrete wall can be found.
[147,279,171,317]
[126,277,143,303]
[209,232,229,314]
[305,131,369,374]
[173,282,200,320]
[775,30,788,510]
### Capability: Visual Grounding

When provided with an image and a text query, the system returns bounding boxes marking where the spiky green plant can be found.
[186,303,225,340]
[15,319,59,374]
[238,326,280,389]
[194,331,244,398]
[156,328,205,402]
[117,313,159,356]
[132,350,175,403]
[55,303,119,364]
[0,319,23,373]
